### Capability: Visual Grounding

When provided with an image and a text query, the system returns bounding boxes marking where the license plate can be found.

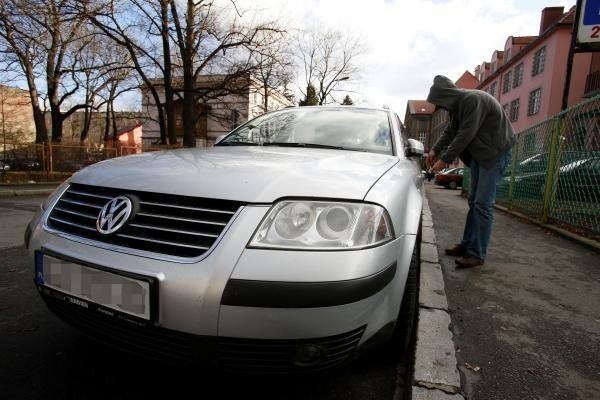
[35,253,153,321]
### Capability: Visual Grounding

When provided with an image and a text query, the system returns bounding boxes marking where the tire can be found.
[390,220,421,355]
[448,181,458,190]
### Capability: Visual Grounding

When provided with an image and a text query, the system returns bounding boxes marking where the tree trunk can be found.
[182,73,196,147]
[50,106,63,142]
[103,101,112,142]
[24,71,48,143]
[161,0,177,146]
[181,0,197,148]
[111,105,118,141]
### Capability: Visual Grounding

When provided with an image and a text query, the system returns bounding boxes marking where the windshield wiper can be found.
[263,142,366,152]
[216,141,259,146]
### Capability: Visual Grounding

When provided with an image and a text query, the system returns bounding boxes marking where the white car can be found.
[26,106,424,372]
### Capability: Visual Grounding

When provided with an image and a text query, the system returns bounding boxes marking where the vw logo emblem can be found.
[96,196,133,235]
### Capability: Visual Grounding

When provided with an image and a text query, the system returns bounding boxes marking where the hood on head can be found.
[426,75,464,111]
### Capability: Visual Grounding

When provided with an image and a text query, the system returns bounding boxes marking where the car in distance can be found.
[434,167,464,189]
[25,106,424,373]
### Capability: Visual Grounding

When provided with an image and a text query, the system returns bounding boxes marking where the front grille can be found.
[47,183,243,258]
[44,291,197,364]
[44,289,365,371]
[217,326,366,373]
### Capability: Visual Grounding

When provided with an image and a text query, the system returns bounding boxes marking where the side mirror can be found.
[406,139,424,157]
[215,134,227,144]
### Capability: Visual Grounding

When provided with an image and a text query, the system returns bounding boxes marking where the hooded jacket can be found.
[427,75,516,169]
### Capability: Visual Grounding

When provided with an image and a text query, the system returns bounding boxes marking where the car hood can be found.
[72,146,399,203]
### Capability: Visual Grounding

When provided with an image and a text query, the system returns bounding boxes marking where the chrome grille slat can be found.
[59,198,103,209]
[136,212,228,226]
[53,206,97,219]
[46,183,243,258]
[116,234,210,250]
[49,216,97,231]
[128,223,219,238]
[139,200,236,215]
[68,189,113,200]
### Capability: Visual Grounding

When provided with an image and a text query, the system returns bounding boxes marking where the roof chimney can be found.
[539,7,564,34]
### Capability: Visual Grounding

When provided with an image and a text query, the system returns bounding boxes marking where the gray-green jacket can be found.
[427,75,516,169]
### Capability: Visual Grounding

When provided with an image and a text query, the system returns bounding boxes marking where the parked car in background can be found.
[26,106,424,373]
[434,167,464,189]
[499,156,600,201]
[0,160,10,171]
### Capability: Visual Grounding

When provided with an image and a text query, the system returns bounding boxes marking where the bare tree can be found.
[81,0,177,145]
[70,28,135,142]
[296,28,364,105]
[252,33,294,112]
[0,0,48,143]
[168,0,287,147]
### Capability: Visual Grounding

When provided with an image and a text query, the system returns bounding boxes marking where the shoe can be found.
[455,255,484,268]
[445,244,466,257]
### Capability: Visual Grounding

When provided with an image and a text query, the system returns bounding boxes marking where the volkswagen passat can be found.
[25,106,424,372]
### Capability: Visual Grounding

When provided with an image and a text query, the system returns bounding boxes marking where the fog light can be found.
[291,344,324,367]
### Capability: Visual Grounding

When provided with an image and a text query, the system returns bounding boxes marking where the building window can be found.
[527,88,542,116]
[489,81,497,97]
[513,63,524,88]
[418,131,426,144]
[502,71,512,94]
[532,46,546,76]
[509,98,519,122]
[502,103,509,115]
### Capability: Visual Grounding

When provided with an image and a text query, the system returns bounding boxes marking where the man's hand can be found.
[426,150,437,168]
[432,159,448,172]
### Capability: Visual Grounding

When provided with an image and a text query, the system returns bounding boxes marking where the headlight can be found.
[249,200,394,250]
[41,179,71,211]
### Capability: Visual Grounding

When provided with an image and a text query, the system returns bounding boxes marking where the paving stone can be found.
[412,386,465,400]
[413,308,461,393]
[421,243,439,263]
[422,227,436,244]
[423,220,433,228]
[419,262,448,310]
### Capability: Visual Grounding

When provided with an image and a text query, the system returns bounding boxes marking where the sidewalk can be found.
[0,183,59,197]
[426,184,600,400]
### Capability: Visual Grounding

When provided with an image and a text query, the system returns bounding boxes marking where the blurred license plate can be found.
[36,254,151,320]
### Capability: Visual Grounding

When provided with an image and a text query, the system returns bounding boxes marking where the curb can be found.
[411,197,465,400]
[0,189,55,197]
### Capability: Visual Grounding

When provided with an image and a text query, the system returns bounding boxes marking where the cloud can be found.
[241,0,575,118]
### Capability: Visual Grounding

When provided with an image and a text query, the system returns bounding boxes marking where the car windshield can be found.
[217,108,393,155]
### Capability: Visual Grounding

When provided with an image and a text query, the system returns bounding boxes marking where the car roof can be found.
[283,105,393,113]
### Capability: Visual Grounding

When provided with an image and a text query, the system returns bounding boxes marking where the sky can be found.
[241,0,575,116]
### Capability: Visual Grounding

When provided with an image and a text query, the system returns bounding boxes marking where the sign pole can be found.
[562,0,584,111]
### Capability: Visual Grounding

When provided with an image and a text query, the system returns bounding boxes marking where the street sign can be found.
[578,0,600,44]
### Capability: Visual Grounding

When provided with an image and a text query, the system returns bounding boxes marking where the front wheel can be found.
[390,224,421,355]
[448,181,458,190]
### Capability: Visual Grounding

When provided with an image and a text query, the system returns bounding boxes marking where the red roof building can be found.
[474,6,595,132]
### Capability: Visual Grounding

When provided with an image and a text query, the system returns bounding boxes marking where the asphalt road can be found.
[427,185,600,399]
[0,195,408,400]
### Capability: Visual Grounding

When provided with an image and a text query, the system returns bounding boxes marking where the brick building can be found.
[403,100,435,150]
[0,85,35,144]
[141,74,293,147]
[476,6,596,133]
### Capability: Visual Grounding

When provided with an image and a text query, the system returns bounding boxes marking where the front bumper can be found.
[29,204,417,371]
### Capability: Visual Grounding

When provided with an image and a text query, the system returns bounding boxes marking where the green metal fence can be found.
[463,95,600,238]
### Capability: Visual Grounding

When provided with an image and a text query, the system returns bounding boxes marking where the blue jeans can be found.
[461,151,511,260]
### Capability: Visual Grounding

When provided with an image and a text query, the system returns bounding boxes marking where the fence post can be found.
[541,115,562,223]
[48,142,54,174]
[507,142,519,209]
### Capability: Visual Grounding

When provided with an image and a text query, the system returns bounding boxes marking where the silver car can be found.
[25,106,424,372]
